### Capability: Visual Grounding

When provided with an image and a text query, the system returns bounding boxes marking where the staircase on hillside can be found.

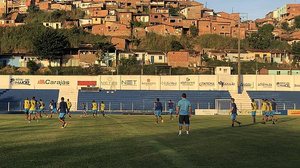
[58,89,78,111]
[229,90,252,110]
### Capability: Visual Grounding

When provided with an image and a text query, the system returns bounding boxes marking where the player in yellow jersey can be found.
[38,99,48,118]
[29,97,38,122]
[92,100,98,118]
[261,99,268,124]
[66,99,72,118]
[23,97,30,121]
[250,99,258,124]
[100,101,106,117]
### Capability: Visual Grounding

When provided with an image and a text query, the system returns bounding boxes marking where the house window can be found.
[159,56,162,60]
[170,20,175,23]
[224,69,227,73]
[277,71,281,75]
[221,26,224,29]
[154,15,158,18]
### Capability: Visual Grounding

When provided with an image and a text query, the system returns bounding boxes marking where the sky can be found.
[197,0,299,20]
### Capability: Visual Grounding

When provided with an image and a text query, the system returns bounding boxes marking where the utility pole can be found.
[237,16,241,93]
[5,0,8,16]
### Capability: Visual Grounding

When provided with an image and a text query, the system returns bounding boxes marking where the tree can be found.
[189,25,198,37]
[281,22,290,31]
[27,60,40,74]
[169,7,180,16]
[292,42,300,63]
[171,40,184,51]
[94,42,116,66]
[247,24,275,49]
[32,28,70,67]
[295,15,300,29]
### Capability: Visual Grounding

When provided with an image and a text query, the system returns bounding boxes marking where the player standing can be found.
[230,98,241,127]
[23,98,30,121]
[49,100,57,118]
[66,99,72,118]
[100,101,106,117]
[251,99,258,124]
[168,100,175,120]
[261,99,268,124]
[154,98,163,124]
[271,98,278,123]
[29,97,37,122]
[176,93,192,135]
[38,99,48,118]
[92,100,98,118]
[81,102,88,117]
[58,97,68,128]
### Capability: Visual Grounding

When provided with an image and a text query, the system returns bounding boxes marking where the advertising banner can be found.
[275,75,293,91]
[274,110,288,115]
[140,76,160,90]
[256,75,275,91]
[9,75,36,89]
[160,76,179,90]
[217,75,237,91]
[241,75,256,91]
[35,76,74,89]
[120,76,140,90]
[100,75,121,90]
[198,75,217,90]
[288,110,300,116]
[179,75,198,90]
[293,76,300,91]
[0,75,10,89]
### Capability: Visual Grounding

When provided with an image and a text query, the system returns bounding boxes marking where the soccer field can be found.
[1,115,300,168]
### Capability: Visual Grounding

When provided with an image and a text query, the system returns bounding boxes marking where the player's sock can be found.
[178,130,182,136]
[186,131,189,135]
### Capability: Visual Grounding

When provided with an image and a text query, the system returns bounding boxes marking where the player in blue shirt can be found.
[154,98,164,124]
[49,100,57,119]
[58,97,68,128]
[230,98,241,127]
[176,93,192,136]
[168,100,175,120]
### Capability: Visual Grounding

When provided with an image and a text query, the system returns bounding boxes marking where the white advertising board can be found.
[160,76,179,90]
[100,75,121,90]
[198,75,217,90]
[179,75,198,90]
[275,75,293,91]
[120,75,140,90]
[241,75,257,91]
[256,75,275,91]
[140,76,161,90]
[0,75,11,89]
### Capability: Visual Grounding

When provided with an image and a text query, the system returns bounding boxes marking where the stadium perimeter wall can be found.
[1,75,300,91]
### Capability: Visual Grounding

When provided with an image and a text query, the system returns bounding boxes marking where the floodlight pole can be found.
[237,16,241,94]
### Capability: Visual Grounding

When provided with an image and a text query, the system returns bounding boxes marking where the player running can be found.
[58,97,68,128]
[92,100,98,118]
[230,98,241,127]
[23,98,30,121]
[251,99,258,124]
[29,97,38,123]
[168,100,175,120]
[176,93,192,135]
[38,99,48,118]
[66,99,72,118]
[49,100,57,118]
[154,98,163,124]
[100,101,106,117]
[271,98,278,123]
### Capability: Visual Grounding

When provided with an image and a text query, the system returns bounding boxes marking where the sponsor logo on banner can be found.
[294,84,300,88]
[78,81,97,86]
[141,79,156,86]
[276,82,290,88]
[199,82,215,87]
[101,77,117,86]
[258,82,272,88]
[288,110,300,116]
[274,110,288,115]
[180,78,195,86]
[10,78,31,85]
[38,79,70,86]
[218,81,235,87]
[121,80,137,86]
[161,81,177,86]
[240,82,254,88]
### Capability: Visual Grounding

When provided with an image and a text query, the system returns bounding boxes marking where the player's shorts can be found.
[67,108,71,113]
[29,110,36,114]
[251,111,256,116]
[92,110,98,114]
[154,110,162,117]
[100,110,105,114]
[262,111,268,116]
[169,109,174,114]
[59,113,66,119]
[231,113,237,120]
[179,115,190,126]
[39,108,45,112]
[51,108,57,113]
[24,109,29,114]
[269,111,274,116]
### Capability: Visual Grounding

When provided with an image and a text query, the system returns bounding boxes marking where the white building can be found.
[43,22,63,29]
[215,66,232,75]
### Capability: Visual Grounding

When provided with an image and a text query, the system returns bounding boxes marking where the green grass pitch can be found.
[1,114,300,168]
